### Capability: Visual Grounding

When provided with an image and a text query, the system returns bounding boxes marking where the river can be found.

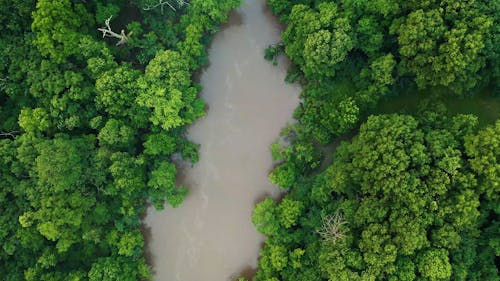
[143,0,301,280]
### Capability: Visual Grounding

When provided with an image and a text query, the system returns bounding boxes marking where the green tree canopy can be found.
[254,113,499,281]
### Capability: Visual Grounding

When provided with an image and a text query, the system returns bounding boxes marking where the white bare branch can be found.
[317,210,349,244]
[97,16,133,46]
[142,0,190,14]
[0,131,20,139]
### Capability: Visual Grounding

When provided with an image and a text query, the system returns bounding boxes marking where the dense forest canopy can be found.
[0,0,498,280]
[0,0,239,280]
[265,0,498,144]
[252,0,499,280]
[253,111,500,281]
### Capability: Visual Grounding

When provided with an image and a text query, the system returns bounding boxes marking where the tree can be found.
[417,249,452,281]
[31,0,93,63]
[252,198,279,236]
[283,3,354,79]
[394,5,493,93]
[147,161,187,209]
[95,64,148,127]
[18,108,51,134]
[277,198,304,228]
[98,119,135,149]
[137,50,200,131]
[88,256,150,281]
[465,120,499,200]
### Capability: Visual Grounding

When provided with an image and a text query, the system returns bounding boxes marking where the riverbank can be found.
[143,1,301,280]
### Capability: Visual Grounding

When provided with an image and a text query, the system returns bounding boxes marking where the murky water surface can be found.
[143,1,300,280]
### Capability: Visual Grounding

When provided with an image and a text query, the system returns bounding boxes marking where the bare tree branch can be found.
[97,16,133,46]
[142,0,190,14]
[0,131,20,139]
[317,210,349,244]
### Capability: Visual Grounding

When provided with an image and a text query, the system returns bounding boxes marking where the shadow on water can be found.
[226,9,245,27]
[260,1,286,31]
[142,225,155,273]
[230,265,258,280]
[253,191,274,206]
[140,204,156,273]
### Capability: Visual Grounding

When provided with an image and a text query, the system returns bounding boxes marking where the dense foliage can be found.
[253,0,499,280]
[0,0,239,280]
[254,111,499,281]
[266,0,498,144]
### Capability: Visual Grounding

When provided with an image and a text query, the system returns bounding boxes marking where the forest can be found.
[252,0,499,280]
[0,0,239,280]
[0,0,498,281]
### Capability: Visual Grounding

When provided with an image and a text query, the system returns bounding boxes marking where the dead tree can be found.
[317,210,349,244]
[97,16,132,46]
[0,131,20,139]
[143,0,190,14]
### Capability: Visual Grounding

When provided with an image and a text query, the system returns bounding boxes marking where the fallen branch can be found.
[0,131,20,139]
[97,16,132,46]
[143,0,190,14]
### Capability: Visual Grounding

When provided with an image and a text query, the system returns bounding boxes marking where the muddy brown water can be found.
[143,0,301,280]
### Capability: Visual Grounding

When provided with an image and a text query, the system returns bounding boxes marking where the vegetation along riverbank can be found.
[251,0,499,280]
[0,1,238,279]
